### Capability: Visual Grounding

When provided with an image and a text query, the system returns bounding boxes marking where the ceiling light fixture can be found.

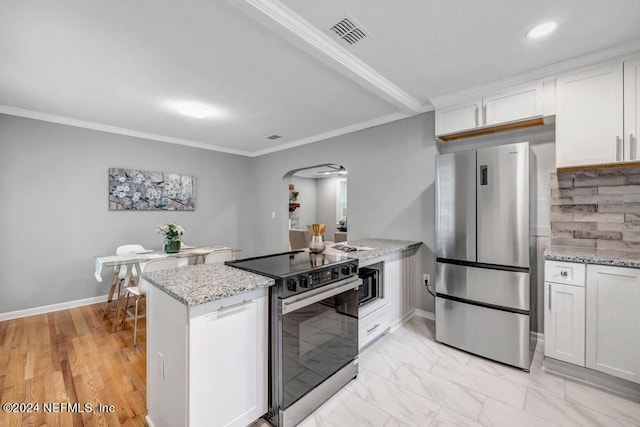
[165,100,225,119]
[526,21,558,39]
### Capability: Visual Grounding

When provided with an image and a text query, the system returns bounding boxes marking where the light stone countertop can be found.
[144,238,421,306]
[544,246,640,268]
[143,263,275,306]
[327,238,422,261]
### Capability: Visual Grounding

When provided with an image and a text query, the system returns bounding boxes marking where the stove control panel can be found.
[279,260,359,298]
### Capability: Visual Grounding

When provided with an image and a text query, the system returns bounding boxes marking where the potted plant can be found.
[156,223,185,253]
[337,217,347,232]
[290,191,299,203]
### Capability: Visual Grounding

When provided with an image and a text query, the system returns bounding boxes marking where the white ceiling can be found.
[1,0,639,156]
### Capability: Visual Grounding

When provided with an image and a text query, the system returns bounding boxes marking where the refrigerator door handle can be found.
[480,165,488,186]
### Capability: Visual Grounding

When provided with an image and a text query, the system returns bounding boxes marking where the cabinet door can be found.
[624,57,640,162]
[483,83,543,127]
[544,282,585,366]
[586,265,640,383]
[556,63,624,168]
[189,290,268,426]
[435,99,482,136]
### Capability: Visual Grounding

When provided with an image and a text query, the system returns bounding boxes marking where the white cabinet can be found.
[544,281,585,366]
[358,248,418,350]
[384,250,417,326]
[624,57,640,162]
[435,83,544,137]
[147,287,268,427]
[435,99,482,135]
[359,302,391,350]
[556,62,623,168]
[556,56,640,168]
[189,291,268,426]
[586,265,640,384]
[543,260,586,366]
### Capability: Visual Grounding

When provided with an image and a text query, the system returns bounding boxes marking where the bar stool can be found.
[204,249,233,264]
[122,257,179,346]
[103,244,147,321]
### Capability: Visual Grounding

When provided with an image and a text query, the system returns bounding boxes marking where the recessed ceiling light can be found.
[526,21,557,39]
[165,100,226,119]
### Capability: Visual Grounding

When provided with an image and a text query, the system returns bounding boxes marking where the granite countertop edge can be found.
[143,264,275,307]
[338,238,422,261]
[544,245,640,268]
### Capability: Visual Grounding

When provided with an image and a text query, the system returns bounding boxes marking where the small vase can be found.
[164,238,181,254]
[308,234,326,253]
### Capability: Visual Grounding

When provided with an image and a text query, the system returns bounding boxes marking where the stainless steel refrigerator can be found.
[435,141,536,370]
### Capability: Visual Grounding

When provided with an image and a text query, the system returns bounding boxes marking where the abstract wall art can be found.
[109,168,195,210]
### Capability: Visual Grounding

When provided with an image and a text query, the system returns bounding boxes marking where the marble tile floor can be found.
[255,316,640,427]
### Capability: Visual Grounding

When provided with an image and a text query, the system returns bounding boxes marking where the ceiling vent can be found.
[329,17,367,45]
[266,134,282,140]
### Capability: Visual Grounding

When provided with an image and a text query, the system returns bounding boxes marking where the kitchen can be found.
[1,1,640,426]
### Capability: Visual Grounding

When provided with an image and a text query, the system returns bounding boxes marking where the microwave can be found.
[358,266,380,306]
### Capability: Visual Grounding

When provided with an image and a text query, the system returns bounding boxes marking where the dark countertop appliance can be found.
[227,251,360,427]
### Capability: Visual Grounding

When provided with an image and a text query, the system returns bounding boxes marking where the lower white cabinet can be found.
[147,287,268,427]
[586,265,640,384]
[359,302,391,350]
[544,281,585,366]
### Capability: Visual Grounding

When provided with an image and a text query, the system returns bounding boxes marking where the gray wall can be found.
[251,113,437,312]
[0,114,254,313]
[288,176,316,229]
[316,177,339,237]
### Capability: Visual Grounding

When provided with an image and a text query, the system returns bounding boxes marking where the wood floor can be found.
[0,303,147,426]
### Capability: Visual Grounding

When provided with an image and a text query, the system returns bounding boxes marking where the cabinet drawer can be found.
[359,302,391,350]
[545,261,585,286]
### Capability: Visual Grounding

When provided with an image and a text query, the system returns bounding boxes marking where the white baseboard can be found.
[412,308,435,320]
[533,331,544,343]
[0,295,109,322]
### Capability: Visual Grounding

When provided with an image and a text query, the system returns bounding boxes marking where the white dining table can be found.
[95,245,237,331]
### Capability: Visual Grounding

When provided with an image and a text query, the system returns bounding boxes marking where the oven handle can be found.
[281,277,362,315]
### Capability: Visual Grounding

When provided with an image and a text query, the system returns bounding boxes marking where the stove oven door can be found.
[278,277,360,410]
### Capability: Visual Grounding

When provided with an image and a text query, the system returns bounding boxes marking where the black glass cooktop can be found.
[227,250,350,278]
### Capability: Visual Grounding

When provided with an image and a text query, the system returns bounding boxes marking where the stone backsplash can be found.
[550,165,640,251]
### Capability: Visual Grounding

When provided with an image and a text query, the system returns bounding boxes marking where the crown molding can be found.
[430,39,640,108]
[231,0,422,114]
[0,106,253,157]
[251,111,411,157]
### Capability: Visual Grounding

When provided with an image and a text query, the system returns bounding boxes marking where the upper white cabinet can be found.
[624,57,640,162]
[435,83,544,138]
[586,264,640,384]
[435,99,483,135]
[556,57,640,168]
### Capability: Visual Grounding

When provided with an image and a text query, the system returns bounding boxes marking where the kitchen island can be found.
[143,238,422,426]
[143,264,274,427]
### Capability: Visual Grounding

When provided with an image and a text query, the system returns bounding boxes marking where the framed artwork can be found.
[109,168,195,210]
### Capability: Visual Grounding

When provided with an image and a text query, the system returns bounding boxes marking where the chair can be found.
[122,257,179,346]
[103,244,148,320]
[334,232,348,243]
[176,241,194,267]
[289,229,310,250]
[204,249,233,264]
[116,244,147,285]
